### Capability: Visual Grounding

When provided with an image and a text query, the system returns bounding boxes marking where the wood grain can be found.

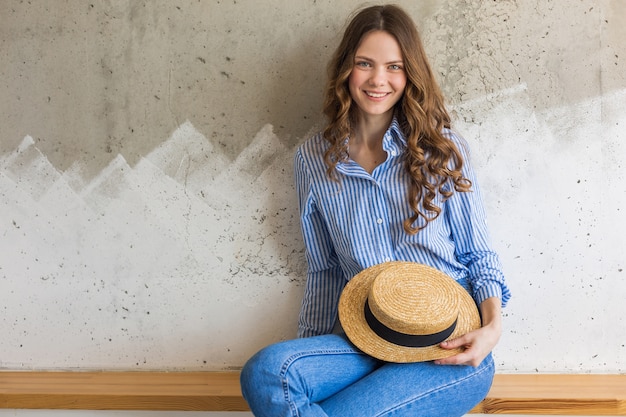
[0,371,248,411]
[1,372,625,414]
[473,374,626,415]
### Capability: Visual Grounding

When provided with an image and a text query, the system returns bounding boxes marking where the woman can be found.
[241,4,510,416]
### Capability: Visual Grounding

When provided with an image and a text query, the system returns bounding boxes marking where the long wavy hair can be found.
[322,4,472,234]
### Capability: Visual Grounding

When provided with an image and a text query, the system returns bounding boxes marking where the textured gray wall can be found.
[1,0,625,372]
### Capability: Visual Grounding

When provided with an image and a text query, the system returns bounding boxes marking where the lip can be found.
[364,90,391,100]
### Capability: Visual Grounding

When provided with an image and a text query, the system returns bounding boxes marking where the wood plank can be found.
[478,374,626,415]
[1,372,625,414]
[0,372,248,411]
[0,372,242,395]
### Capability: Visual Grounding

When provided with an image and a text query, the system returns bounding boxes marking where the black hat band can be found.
[364,299,458,348]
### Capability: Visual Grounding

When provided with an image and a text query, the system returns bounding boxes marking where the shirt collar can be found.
[383,117,406,153]
[336,117,406,177]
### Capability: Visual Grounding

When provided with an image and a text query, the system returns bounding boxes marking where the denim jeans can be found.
[240,334,494,417]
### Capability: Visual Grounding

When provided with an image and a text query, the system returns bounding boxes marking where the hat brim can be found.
[338,261,481,363]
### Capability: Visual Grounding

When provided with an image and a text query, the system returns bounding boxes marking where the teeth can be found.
[366,92,388,98]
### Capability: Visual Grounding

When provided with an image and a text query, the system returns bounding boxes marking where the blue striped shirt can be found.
[294,119,511,338]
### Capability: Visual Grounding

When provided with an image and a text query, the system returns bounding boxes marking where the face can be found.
[348,30,407,121]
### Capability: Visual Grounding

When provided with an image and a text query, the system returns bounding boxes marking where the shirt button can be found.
[391,150,397,156]
[384,257,391,262]
[376,218,383,224]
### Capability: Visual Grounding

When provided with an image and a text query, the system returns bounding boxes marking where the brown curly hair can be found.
[322,4,472,234]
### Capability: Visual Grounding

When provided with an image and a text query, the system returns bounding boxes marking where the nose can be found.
[369,67,386,86]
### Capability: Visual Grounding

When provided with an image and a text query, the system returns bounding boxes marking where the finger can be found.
[440,335,469,350]
[434,351,472,366]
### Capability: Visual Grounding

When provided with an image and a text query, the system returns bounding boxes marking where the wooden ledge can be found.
[475,374,626,415]
[0,371,247,411]
[0,371,625,414]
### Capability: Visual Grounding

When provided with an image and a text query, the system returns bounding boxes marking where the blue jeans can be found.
[240,334,494,417]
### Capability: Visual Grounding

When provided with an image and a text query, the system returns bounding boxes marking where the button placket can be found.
[371,182,394,264]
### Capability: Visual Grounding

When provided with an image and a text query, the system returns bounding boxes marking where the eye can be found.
[355,61,372,68]
[389,64,403,71]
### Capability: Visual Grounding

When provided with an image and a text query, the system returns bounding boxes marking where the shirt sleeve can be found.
[444,133,511,307]
[294,148,346,338]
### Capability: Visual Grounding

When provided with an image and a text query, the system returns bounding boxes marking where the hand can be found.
[434,323,500,367]
[434,297,502,367]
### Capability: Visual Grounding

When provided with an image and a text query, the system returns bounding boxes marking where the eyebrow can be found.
[354,55,404,65]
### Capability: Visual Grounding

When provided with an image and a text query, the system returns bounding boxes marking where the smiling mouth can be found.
[365,91,390,98]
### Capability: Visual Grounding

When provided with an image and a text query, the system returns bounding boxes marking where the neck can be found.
[352,111,393,148]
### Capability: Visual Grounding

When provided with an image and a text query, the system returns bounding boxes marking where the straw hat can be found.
[338,261,481,363]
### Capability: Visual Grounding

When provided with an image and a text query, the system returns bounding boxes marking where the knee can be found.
[240,349,265,398]
[241,335,345,400]
[240,342,288,398]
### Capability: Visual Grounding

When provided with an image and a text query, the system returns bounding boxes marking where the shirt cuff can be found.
[474,282,504,306]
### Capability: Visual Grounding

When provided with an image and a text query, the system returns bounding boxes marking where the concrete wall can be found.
[1,0,624,373]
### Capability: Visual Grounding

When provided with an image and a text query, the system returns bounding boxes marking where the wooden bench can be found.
[1,371,625,415]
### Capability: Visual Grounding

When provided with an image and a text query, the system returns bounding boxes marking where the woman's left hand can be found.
[434,297,502,367]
